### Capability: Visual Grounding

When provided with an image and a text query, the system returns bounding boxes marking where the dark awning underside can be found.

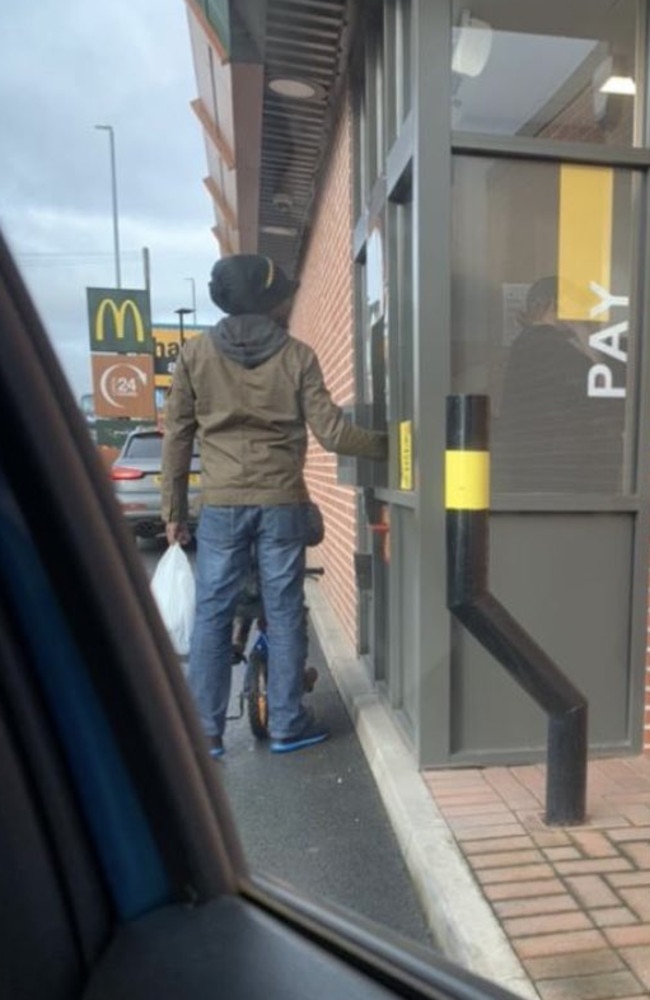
[189,0,354,277]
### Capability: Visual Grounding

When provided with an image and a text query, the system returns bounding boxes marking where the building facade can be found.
[184,0,650,767]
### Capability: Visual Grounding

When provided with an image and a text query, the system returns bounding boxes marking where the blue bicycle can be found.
[230,566,323,740]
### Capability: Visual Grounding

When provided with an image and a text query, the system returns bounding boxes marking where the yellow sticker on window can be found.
[558,165,613,322]
[399,421,413,491]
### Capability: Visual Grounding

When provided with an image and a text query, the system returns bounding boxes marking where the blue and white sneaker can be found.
[269,725,330,754]
[208,735,225,759]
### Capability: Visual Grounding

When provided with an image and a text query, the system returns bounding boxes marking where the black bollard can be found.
[445,394,587,826]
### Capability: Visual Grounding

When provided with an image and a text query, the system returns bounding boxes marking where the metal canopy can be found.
[193,0,351,277]
[258,0,349,275]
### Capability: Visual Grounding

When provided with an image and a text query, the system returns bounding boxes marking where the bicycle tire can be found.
[247,649,269,740]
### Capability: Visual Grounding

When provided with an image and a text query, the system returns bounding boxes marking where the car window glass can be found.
[125,436,163,461]
[1,0,437,967]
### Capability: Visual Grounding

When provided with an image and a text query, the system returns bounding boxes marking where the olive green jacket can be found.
[161,317,387,522]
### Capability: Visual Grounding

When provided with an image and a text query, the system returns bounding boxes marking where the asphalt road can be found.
[140,537,434,951]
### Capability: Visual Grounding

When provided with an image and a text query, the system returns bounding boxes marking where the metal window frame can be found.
[352,0,650,765]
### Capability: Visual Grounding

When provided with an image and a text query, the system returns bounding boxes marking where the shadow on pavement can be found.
[219,623,435,950]
[140,537,434,950]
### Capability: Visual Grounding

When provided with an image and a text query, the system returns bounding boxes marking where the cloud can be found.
[0,0,220,398]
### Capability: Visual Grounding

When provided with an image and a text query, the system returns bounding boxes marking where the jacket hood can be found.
[211,314,288,369]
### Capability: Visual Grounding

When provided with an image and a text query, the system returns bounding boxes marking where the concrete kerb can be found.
[306,579,539,1000]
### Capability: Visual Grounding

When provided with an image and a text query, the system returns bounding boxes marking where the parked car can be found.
[110,427,201,538]
[0,228,518,1000]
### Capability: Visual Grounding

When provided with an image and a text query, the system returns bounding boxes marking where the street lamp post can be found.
[185,278,197,321]
[174,307,193,347]
[94,124,122,288]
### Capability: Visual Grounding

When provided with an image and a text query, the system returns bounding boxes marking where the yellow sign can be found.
[153,326,202,387]
[557,165,613,321]
[153,473,201,487]
[399,420,413,491]
[445,451,490,510]
[87,287,152,353]
[95,298,144,344]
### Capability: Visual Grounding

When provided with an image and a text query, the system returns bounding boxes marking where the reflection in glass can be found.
[451,156,634,494]
[494,275,626,493]
[451,1,638,145]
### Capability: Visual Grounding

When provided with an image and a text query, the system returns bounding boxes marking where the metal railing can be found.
[445,394,587,825]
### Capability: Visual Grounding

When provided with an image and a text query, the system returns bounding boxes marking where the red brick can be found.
[619,842,650,868]
[481,768,541,808]
[609,827,650,843]
[476,862,554,885]
[536,971,644,1000]
[523,948,623,980]
[581,817,632,829]
[493,894,578,919]
[618,805,650,826]
[606,925,650,947]
[292,96,358,647]
[462,835,534,855]
[464,849,544,870]
[426,792,501,806]
[569,831,619,858]
[443,810,515,829]
[514,930,606,959]
[507,765,546,798]
[617,888,650,922]
[438,802,512,817]
[565,875,620,909]
[591,907,637,928]
[555,859,632,876]
[608,872,650,888]
[530,830,572,848]
[619,947,650,989]
[504,911,593,938]
[544,847,582,861]
[482,878,565,901]
[536,971,643,1000]
[455,824,526,841]
[424,771,486,787]
[591,994,648,999]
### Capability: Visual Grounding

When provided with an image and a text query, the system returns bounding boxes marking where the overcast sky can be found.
[0,0,219,399]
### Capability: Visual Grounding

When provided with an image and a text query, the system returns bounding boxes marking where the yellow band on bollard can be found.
[445,450,490,510]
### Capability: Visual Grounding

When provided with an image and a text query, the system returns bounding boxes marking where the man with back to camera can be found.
[161,254,387,758]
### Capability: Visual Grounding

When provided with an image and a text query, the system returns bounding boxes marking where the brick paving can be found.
[423,757,650,1000]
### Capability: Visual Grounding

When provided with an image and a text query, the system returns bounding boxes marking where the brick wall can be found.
[646,569,650,751]
[290,89,359,648]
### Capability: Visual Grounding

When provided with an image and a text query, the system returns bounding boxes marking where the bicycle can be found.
[228,566,324,740]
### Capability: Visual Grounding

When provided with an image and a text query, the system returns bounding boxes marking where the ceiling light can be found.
[260,225,298,237]
[268,77,321,100]
[272,192,293,212]
[599,75,636,95]
[593,54,636,99]
[452,9,493,78]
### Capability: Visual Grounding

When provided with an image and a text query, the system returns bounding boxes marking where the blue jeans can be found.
[187,504,310,740]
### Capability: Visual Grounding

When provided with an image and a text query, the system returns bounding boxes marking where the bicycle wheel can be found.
[247,649,269,740]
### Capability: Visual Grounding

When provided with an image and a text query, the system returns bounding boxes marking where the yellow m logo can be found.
[95,298,145,344]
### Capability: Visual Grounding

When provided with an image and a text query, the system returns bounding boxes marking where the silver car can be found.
[111,428,201,538]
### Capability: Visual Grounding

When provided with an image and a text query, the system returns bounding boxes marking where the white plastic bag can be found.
[150,543,195,656]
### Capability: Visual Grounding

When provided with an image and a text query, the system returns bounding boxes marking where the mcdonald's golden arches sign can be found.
[87,288,153,354]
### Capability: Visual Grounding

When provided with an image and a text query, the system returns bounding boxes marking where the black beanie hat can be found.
[208,254,299,315]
